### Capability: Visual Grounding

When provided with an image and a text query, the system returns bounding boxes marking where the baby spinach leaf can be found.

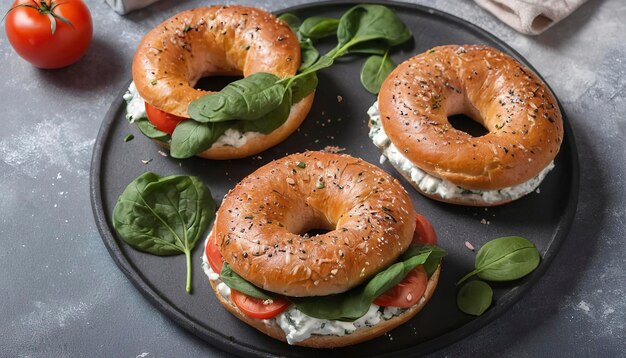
[333,4,411,58]
[457,280,493,316]
[360,51,396,94]
[278,13,301,33]
[299,38,320,71]
[241,88,292,134]
[170,120,228,159]
[291,246,445,321]
[457,236,541,284]
[220,263,273,300]
[289,71,318,104]
[346,39,388,55]
[112,172,215,293]
[188,73,285,123]
[299,17,339,40]
[135,118,170,141]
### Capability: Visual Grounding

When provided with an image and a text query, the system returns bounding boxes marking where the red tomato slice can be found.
[374,265,428,308]
[144,103,186,135]
[231,289,290,319]
[205,230,223,273]
[412,213,437,245]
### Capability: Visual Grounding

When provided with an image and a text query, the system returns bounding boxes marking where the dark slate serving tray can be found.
[90,1,579,356]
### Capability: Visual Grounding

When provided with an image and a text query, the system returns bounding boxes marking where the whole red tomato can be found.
[5,0,93,69]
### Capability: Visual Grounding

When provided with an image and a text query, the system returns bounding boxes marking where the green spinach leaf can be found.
[457,236,541,284]
[220,263,273,300]
[291,246,445,321]
[299,17,339,40]
[170,120,228,159]
[135,118,170,141]
[241,88,292,134]
[112,172,215,293]
[278,13,301,33]
[457,280,492,316]
[289,71,318,104]
[299,38,320,71]
[332,4,411,58]
[188,73,286,123]
[360,51,396,94]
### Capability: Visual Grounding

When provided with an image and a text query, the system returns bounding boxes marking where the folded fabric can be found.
[474,0,588,35]
[105,0,160,15]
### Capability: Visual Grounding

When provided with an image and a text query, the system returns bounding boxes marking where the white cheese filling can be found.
[123,81,261,148]
[201,240,409,345]
[367,101,554,204]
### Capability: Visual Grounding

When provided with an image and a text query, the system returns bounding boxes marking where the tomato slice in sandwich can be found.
[205,230,223,273]
[231,290,290,319]
[144,102,186,135]
[374,214,437,308]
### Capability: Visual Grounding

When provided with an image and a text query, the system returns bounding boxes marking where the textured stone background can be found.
[0,0,624,356]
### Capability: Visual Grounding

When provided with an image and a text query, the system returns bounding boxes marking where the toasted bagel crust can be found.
[209,265,441,348]
[215,152,417,297]
[378,45,563,190]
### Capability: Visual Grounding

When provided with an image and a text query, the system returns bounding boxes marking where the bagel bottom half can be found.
[207,264,441,348]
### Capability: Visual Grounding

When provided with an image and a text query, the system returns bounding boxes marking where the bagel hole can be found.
[303,228,333,237]
[448,114,489,137]
[194,75,243,92]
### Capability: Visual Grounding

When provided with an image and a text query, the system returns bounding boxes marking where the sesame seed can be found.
[286,178,295,185]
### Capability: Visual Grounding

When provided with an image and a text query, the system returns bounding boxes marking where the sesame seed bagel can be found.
[208,264,441,348]
[132,5,314,159]
[378,45,563,193]
[214,151,417,297]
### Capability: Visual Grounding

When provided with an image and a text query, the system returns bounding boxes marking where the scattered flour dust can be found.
[0,118,94,179]
[577,300,591,312]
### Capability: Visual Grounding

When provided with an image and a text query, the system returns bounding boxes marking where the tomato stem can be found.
[3,0,74,35]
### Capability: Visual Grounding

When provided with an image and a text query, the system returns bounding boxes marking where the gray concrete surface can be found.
[1,0,624,356]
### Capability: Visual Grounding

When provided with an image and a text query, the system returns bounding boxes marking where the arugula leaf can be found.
[112,172,215,293]
[188,73,286,123]
[220,263,273,300]
[291,246,445,321]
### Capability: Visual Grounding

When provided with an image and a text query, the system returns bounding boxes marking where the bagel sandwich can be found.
[202,152,446,347]
[125,5,314,160]
[369,45,563,206]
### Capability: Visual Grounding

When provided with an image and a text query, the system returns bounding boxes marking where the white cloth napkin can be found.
[474,0,588,35]
[105,0,160,15]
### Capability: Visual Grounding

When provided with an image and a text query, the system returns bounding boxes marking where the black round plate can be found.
[90,1,579,356]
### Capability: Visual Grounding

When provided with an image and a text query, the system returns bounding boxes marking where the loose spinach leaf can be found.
[346,39,388,55]
[332,4,412,58]
[291,246,444,321]
[188,73,286,123]
[299,17,339,40]
[289,71,318,104]
[457,280,493,316]
[112,172,215,293]
[241,88,292,134]
[220,263,273,300]
[170,120,228,159]
[457,236,541,284]
[299,38,320,71]
[360,51,396,94]
[278,13,301,33]
[135,118,170,141]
